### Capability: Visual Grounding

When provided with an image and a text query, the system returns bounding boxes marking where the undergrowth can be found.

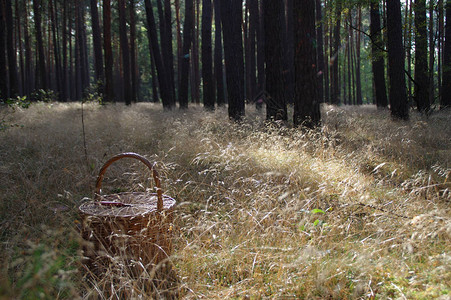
[0,102,449,299]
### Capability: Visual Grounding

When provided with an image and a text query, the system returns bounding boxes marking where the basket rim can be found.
[79,192,176,218]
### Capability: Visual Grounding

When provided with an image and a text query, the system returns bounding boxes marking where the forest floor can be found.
[0,102,450,299]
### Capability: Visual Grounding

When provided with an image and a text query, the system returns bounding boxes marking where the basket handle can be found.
[95,152,163,211]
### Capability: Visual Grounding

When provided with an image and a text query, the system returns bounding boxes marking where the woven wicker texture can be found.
[79,153,176,275]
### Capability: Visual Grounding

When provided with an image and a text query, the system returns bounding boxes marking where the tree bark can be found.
[264,0,287,120]
[90,0,104,85]
[5,0,18,97]
[129,0,138,102]
[202,0,214,109]
[331,1,341,105]
[103,0,114,102]
[355,6,363,105]
[33,0,47,91]
[178,0,194,108]
[370,1,388,108]
[387,0,409,119]
[442,0,451,108]
[118,0,131,104]
[0,0,7,99]
[144,0,174,109]
[221,0,245,120]
[316,0,325,103]
[293,0,321,127]
[213,0,225,106]
[414,0,430,112]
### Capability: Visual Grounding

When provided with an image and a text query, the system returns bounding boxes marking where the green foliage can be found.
[30,89,57,102]
[0,96,30,131]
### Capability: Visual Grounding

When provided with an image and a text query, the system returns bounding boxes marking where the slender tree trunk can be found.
[257,0,265,100]
[414,0,430,112]
[213,0,225,106]
[438,0,444,104]
[90,0,104,86]
[285,0,295,104]
[293,0,321,127]
[5,0,18,97]
[178,0,194,108]
[221,0,245,120]
[150,46,159,103]
[387,0,409,119]
[264,0,287,120]
[118,0,131,104]
[316,0,325,103]
[144,0,173,108]
[23,0,33,95]
[193,0,201,103]
[370,1,388,108]
[324,0,330,103]
[248,0,258,102]
[15,0,24,95]
[129,0,138,102]
[406,0,413,103]
[75,1,83,100]
[355,6,363,104]
[61,0,68,101]
[202,0,214,109]
[429,1,435,107]
[80,4,89,94]
[442,0,451,108]
[0,0,7,99]
[175,0,182,101]
[33,0,47,91]
[331,2,341,104]
[164,0,175,104]
[103,0,114,102]
[49,0,62,100]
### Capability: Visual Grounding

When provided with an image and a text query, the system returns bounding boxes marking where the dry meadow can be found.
[0,102,450,299]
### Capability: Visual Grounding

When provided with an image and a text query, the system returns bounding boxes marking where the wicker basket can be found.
[79,152,176,275]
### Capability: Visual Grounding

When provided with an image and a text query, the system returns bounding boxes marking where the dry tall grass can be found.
[0,102,449,299]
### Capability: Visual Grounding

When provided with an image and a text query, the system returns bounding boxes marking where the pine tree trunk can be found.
[248,0,258,102]
[144,0,173,108]
[442,0,451,108]
[23,0,33,95]
[429,1,435,107]
[355,6,363,105]
[221,0,245,120]
[118,0,131,104]
[293,0,321,127]
[331,2,341,105]
[370,1,388,108]
[264,0,287,120]
[129,0,138,102]
[103,0,114,102]
[324,0,330,103]
[33,0,47,91]
[90,0,104,86]
[387,0,409,119]
[316,0,325,103]
[5,0,18,97]
[49,0,62,100]
[257,0,265,100]
[213,0,225,106]
[164,0,175,105]
[15,0,24,95]
[178,0,194,108]
[414,0,430,112]
[202,0,214,109]
[0,0,7,99]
